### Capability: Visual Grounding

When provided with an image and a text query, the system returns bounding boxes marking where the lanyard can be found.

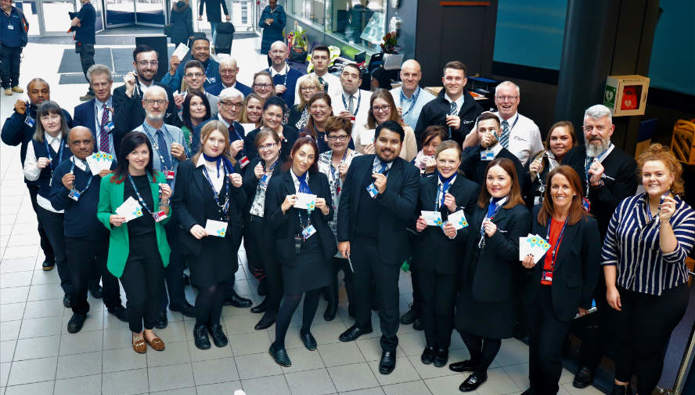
[202,166,230,219]
[479,197,505,247]
[268,66,288,86]
[144,123,173,171]
[69,159,93,194]
[342,91,361,116]
[44,137,65,171]
[435,173,456,210]
[584,144,614,195]
[546,218,568,271]
[229,123,243,141]
[400,87,420,117]
[127,174,157,217]
[502,113,519,132]
[329,150,348,194]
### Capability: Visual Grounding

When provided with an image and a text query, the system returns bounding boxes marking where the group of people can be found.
[2,35,694,395]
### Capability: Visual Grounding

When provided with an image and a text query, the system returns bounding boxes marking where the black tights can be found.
[459,331,502,374]
[274,289,322,347]
[195,283,225,327]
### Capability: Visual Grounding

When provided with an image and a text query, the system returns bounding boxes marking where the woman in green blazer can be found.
[97,131,172,354]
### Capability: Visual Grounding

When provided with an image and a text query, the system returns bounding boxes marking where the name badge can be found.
[165,170,175,180]
[240,156,250,168]
[302,225,317,240]
[259,174,269,187]
[24,116,35,128]
[104,121,114,132]
[68,189,81,201]
[480,149,495,160]
[366,183,379,198]
[582,197,591,212]
[153,210,168,222]
[8,24,14,30]
[541,270,553,285]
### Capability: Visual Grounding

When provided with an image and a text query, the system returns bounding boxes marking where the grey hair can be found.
[87,64,113,82]
[217,54,238,68]
[495,81,520,97]
[584,104,612,121]
[219,87,243,101]
[143,85,167,100]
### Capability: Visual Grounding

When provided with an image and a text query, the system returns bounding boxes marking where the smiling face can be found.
[202,130,227,157]
[548,125,573,159]
[400,62,421,93]
[40,112,62,135]
[309,98,331,124]
[218,96,243,122]
[191,40,210,63]
[486,165,512,198]
[262,104,284,131]
[549,173,576,212]
[253,75,274,99]
[375,128,402,163]
[68,128,94,160]
[300,83,319,102]
[126,143,150,173]
[583,115,614,157]
[258,135,280,163]
[642,160,674,199]
[436,148,460,178]
[142,90,168,121]
[291,143,316,176]
[372,97,392,125]
[189,95,207,120]
[245,98,263,124]
[28,81,50,105]
[269,43,288,68]
[494,84,519,120]
[184,66,205,92]
[219,63,239,86]
[134,50,158,83]
[442,67,466,98]
[326,129,350,153]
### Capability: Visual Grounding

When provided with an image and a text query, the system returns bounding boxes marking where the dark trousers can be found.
[576,273,616,371]
[0,45,22,88]
[120,233,165,333]
[409,267,423,316]
[161,223,189,311]
[417,268,457,349]
[77,43,95,94]
[352,237,400,352]
[325,257,355,314]
[27,185,55,263]
[65,236,122,315]
[246,217,282,312]
[243,219,266,281]
[35,206,71,294]
[613,284,689,395]
[527,286,572,395]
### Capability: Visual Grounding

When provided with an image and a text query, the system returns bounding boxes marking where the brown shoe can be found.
[4,88,11,96]
[145,334,165,351]
[11,86,23,93]
[132,334,147,354]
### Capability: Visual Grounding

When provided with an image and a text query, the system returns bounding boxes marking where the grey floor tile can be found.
[58,330,102,355]
[18,316,62,339]
[102,368,149,395]
[192,357,239,385]
[60,311,103,334]
[102,347,147,373]
[475,367,522,395]
[367,356,419,386]
[187,338,234,362]
[196,380,243,395]
[340,388,385,395]
[311,321,349,345]
[2,246,38,260]
[54,374,101,395]
[230,331,271,356]
[383,380,433,395]
[397,331,428,356]
[407,352,458,380]
[148,363,195,392]
[0,287,29,305]
[56,351,102,379]
[1,362,9,387]
[8,356,57,386]
[147,340,191,367]
[235,352,283,379]
[223,313,262,335]
[153,320,187,343]
[13,335,60,360]
[0,272,34,289]
[495,338,529,367]
[1,258,37,274]
[0,320,20,341]
[102,328,132,350]
[280,346,325,374]
[0,303,25,322]
[424,374,465,395]
[561,383,605,395]
[502,362,530,390]
[1,340,16,363]
[30,270,61,285]
[241,374,290,395]
[4,380,55,395]
[285,367,336,395]
[150,387,197,395]
[318,341,365,367]
[327,362,379,393]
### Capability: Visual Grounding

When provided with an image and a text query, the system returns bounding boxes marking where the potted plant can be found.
[287,25,309,63]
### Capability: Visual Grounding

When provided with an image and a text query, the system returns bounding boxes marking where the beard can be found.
[146,112,164,121]
[584,135,611,157]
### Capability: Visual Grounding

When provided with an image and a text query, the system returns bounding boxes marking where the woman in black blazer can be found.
[171,121,247,350]
[451,158,530,392]
[265,136,337,367]
[242,128,283,330]
[521,165,600,395]
[244,96,298,163]
[414,140,479,368]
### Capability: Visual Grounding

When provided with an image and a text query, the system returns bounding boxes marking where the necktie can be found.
[155,129,173,170]
[374,160,387,174]
[319,76,328,92]
[348,95,355,114]
[99,105,110,153]
[448,102,457,139]
[499,120,510,148]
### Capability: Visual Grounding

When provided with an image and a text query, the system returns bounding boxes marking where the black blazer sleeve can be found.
[265,172,290,231]
[171,160,199,232]
[486,204,530,261]
[337,157,357,242]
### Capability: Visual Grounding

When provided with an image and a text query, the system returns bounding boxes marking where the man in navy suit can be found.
[205,55,252,97]
[265,41,303,106]
[73,64,116,156]
[337,120,420,375]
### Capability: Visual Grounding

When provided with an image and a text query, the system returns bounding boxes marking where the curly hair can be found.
[636,143,685,196]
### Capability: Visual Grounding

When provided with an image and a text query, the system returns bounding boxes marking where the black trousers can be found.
[352,237,400,352]
[325,257,355,313]
[243,218,266,281]
[417,268,457,349]
[27,185,54,263]
[409,266,423,316]
[77,43,95,93]
[613,284,689,395]
[246,217,282,312]
[35,206,71,294]
[527,286,572,395]
[65,236,122,315]
[0,45,22,88]
[160,222,189,311]
[120,233,165,333]
[576,272,615,371]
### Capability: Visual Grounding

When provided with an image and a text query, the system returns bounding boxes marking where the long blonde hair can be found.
[191,120,236,166]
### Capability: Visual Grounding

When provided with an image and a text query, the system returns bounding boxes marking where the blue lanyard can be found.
[329,150,348,192]
[201,165,230,218]
[268,67,288,86]
[584,144,613,194]
[144,123,173,171]
[400,87,420,117]
[480,198,503,239]
[435,173,455,210]
[44,137,65,171]
[342,91,361,116]
[127,173,156,216]
[229,123,243,141]
[546,218,568,270]
[69,160,93,194]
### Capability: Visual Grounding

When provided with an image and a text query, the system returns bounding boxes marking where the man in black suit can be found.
[112,44,180,152]
[460,112,528,193]
[337,120,420,375]
[562,104,638,389]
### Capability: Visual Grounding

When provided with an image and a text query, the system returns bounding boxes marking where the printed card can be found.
[204,219,228,237]
[421,211,443,227]
[86,151,114,176]
[116,196,143,222]
[447,210,469,230]
[294,192,317,211]
[172,43,189,62]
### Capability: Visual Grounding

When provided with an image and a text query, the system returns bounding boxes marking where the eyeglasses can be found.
[372,105,390,113]
[300,87,316,92]
[219,69,238,75]
[254,83,272,88]
[583,125,608,132]
[136,60,159,66]
[143,99,167,105]
[327,135,349,142]
[185,72,204,78]
[259,143,277,150]
[495,95,518,102]
[220,101,243,108]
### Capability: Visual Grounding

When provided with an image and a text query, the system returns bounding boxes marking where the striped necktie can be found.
[499,120,510,148]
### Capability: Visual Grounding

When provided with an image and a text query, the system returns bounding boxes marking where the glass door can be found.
[134,0,166,26]
[105,0,135,26]
[192,0,257,35]
[35,0,77,35]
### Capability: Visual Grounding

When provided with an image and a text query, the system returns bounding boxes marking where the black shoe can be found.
[269,342,291,367]
[300,330,317,351]
[433,348,448,368]
[170,301,196,318]
[459,372,487,392]
[254,312,276,330]
[67,313,86,333]
[521,389,534,395]
[323,302,337,321]
[88,283,103,299]
[421,346,436,365]
[572,366,593,389]
[63,294,72,308]
[224,289,252,308]
[194,324,211,350]
[611,383,632,395]
[208,324,228,347]
[155,311,168,329]
[251,298,267,313]
[339,325,372,342]
[42,260,54,271]
[379,350,396,374]
[412,317,424,331]
[449,359,478,373]
[107,305,128,322]
[400,306,417,324]
[257,279,267,296]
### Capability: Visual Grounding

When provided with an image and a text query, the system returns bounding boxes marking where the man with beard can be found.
[1,78,73,271]
[337,120,419,375]
[563,104,637,389]
[264,41,303,106]
[113,44,180,147]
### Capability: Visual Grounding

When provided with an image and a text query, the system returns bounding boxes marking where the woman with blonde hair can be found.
[288,75,323,130]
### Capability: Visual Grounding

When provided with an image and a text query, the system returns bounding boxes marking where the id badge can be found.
[104,121,114,132]
[294,235,303,255]
[165,170,175,180]
[366,183,379,198]
[68,189,81,201]
[240,156,250,168]
[8,24,14,30]
[153,210,168,222]
[24,116,35,128]
[259,174,268,187]
[582,197,591,212]
[480,149,494,161]
[541,270,553,285]
[301,225,317,240]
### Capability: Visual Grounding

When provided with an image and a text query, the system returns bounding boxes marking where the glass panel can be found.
[18,1,41,35]
[329,0,385,50]
[135,0,165,25]
[40,0,77,34]
[105,0,135,26]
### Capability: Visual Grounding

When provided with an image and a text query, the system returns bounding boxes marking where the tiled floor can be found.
[0,35,609,395]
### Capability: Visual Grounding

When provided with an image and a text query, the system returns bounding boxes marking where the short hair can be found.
[184,60,205,73]
[636,143,685,196]
[435,139,462,158]
[217,54,238,68]
[263,96,287,115]
[422,125,448,147]
[296,75,324,109]
[255,127,282,147]
[312,45,330,56]
[143,85,167,100]
[34,101,69,143]
[367,89,400,129]
[545,121,577,150]
[476,158,525,209]
[443,61,467,77]
[253,70,273,84]
[325,116,353,136]
[218,87,243,101]
[476,111,501,127]
[132,44,156,61]
[342,63,361,76]
[87,64,112,82]
[26,78,49,92]
[495,81,520,97]
[191,36,210,46]
[584,104,612,123]
[269,41,287,51]
[375,120,404,142]
[537,166,588,226]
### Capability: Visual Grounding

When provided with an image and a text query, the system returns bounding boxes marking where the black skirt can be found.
[455,284,516,340]
[189,235,239,288]
[281,241,330,295]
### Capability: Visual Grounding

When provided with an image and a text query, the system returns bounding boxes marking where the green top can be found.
[96,171,172,278]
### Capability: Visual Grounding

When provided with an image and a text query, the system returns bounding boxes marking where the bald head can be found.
[27,79,50,105]
[269,41,289,70]
[68,126,95,159]
[400,60,423,95]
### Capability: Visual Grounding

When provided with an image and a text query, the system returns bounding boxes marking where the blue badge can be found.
[366,183,379,198]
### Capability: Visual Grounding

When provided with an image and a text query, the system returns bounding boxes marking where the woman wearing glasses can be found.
[252,71,275,100]
[243,96,298,163]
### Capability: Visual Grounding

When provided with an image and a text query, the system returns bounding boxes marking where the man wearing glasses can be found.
[462,81,543,166]
[215,87,246,162]
[113,45,180,144]
[173,60,220,118]
[206,55,252,97]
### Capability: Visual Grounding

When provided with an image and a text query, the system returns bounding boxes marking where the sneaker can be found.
[4,88,12,96]
[11,86,23,93]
